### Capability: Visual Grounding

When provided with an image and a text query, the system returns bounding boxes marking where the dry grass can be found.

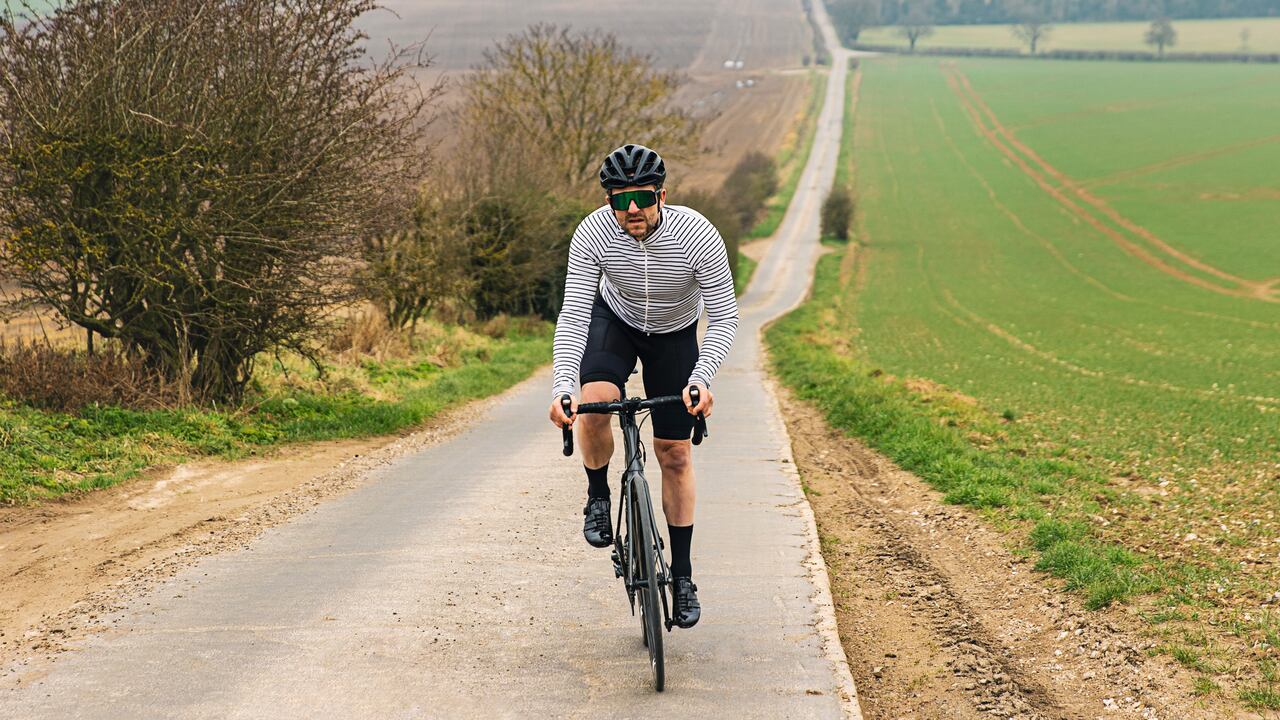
[0,340,181,411]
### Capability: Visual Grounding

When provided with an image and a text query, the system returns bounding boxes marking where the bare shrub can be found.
[0,340,179,411]
[359,186,473,335]
[0,0,438,403]
[821,185,854,242]
[721,152,779,232]
[459,189,591,320]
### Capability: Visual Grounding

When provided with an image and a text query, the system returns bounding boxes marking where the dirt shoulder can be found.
[740,236,772,263]
[780,384,1244,720]
[0,378,525,677]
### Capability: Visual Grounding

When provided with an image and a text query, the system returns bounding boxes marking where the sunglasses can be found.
[608,189,660,212]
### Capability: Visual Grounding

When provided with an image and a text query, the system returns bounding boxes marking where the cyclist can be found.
[547,144,739,629]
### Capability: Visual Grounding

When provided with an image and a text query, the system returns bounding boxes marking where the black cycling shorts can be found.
[579,295,700,441]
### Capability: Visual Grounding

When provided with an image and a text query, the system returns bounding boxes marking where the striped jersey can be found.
[551,204,739,398]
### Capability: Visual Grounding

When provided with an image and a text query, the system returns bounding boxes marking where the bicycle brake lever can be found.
[689,386,707,446]
[561,394,574,457]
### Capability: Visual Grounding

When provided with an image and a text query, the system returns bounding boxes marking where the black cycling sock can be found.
[586,464,610,499]
[668,523,693,578]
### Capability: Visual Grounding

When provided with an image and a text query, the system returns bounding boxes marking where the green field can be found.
[858,17,1280,54]
[772,55,1280,705]
[851,56,1278,479]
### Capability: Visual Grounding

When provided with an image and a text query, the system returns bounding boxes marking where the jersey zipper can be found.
[642,239,650,334]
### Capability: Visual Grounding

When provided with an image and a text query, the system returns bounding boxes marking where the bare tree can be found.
[0,0,436,402]
[825,0,879,47]
[1011,7,1053,54]
[455,24,701,198]
[1146,17,1177,58]
[896,7,935,53]
[1012,21,1051,54]
[437,24,697,320]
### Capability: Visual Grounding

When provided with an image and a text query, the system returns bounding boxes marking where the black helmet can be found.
[599,144,666,190]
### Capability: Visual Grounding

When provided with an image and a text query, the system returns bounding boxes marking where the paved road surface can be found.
[0,5,861,719]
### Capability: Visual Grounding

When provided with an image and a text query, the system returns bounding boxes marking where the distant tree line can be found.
[848,42,1280,63]
[827,0,1277,33]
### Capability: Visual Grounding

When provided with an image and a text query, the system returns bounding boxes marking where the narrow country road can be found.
[0,6,860,719]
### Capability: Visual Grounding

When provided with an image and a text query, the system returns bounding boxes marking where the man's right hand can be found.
[549,394,578,429]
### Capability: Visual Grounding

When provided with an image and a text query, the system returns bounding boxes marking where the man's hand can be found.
[682,384,713,418]
[549,394,578,428]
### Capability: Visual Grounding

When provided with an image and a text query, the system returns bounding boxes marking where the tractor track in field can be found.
[929,92,1280,336]
[926,98,1138,305]
[941,63,1277,304]
[926,83,1280,335]
[937,288,1280,408]
[1083,134,1280,190]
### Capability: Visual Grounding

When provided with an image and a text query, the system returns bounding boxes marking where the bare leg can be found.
[652,439,694,526]
[578,381,621,470]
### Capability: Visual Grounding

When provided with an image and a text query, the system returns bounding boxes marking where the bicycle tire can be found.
[629,494,648,650]
[631,475,665,692]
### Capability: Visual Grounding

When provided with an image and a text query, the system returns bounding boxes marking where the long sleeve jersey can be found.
[551,204,739,399]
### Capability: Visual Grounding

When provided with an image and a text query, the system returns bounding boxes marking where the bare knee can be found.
[579,412,612,435]
[581,381,619,438]
[654,440,692,476]
[581,381,620,404]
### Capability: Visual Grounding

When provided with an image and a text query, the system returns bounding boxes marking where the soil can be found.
[0,379,523,678]
[676,70,815,192]
[740,236,773,262]
[778,384,1249,720]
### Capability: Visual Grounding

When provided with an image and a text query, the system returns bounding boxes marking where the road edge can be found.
[759,355,864,719]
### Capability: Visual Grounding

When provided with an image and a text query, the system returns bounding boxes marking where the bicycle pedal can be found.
[610,549,623,578]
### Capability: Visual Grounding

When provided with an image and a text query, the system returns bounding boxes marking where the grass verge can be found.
[736,253,758,296]
[0,319,552,504]
[764,241,1164,610]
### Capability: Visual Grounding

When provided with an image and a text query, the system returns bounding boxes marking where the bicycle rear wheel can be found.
[630,475,664,692]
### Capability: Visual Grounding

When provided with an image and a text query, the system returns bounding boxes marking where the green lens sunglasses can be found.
[608,189,659,211]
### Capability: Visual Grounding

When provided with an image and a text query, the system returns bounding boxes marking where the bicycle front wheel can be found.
[630,475,664,692]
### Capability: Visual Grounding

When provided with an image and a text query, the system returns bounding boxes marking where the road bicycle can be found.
[560,389,707,692]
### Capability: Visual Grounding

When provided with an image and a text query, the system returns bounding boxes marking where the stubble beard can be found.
[624,208,659,242]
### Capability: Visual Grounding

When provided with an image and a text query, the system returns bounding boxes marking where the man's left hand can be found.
[683,383,713,419]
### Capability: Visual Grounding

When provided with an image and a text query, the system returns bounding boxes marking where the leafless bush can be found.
[821,185,854,242]
[359,185,472,335]
[458,188,591,320]
[0,339,180,411]
[721,152,779,232]
[0,0,438,403]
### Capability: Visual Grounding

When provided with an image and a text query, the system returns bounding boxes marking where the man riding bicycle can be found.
[547,144,739,629]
